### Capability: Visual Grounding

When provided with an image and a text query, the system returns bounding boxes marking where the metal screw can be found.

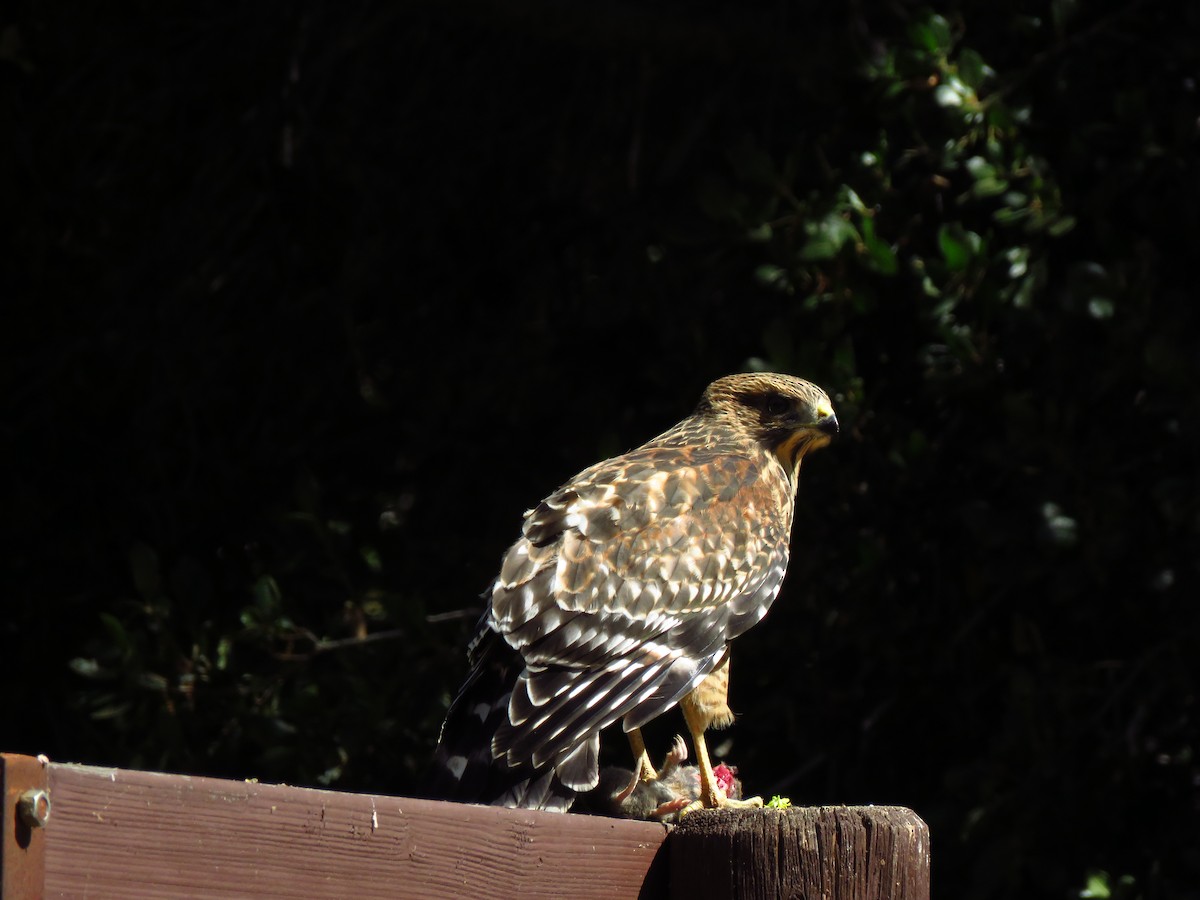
[18,789,51,828]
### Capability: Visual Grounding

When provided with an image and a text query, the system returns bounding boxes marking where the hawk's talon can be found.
[686,790,763,813]
[722,795,764,809]
[677,799,705,819]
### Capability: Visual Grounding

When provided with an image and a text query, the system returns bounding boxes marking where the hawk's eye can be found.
[764,394,790,416]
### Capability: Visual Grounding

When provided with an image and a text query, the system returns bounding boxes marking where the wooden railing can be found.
[2,753,928,898]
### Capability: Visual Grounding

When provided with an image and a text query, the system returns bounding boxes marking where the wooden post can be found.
[668,805,929,900]
[1,753,49,900]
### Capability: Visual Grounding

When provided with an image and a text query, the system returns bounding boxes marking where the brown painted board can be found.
[6,754,931,899]
[29,759,669,899]
[668,805,929,900]
[2,753,49,900]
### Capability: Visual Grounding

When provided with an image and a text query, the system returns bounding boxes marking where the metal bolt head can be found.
[18,788,51,828]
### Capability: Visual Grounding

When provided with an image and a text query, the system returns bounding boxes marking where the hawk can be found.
[430,373,837,811]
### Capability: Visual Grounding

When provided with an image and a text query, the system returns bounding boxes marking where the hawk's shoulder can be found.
[493,429,793,652]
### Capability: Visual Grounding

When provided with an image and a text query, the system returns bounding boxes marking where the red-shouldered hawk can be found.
[430,373,837,811]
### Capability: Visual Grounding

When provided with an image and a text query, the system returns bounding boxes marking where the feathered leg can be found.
[678,654,762,809]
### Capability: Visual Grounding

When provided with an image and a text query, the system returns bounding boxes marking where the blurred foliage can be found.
[3,2,1197,897]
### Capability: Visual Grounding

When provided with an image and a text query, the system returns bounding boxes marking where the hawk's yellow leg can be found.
[626,728,658,782]
[679,655,763,809]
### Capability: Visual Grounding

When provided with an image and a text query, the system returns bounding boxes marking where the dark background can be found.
[4,2,1197,897]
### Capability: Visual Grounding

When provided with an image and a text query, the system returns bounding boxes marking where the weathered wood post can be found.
[669,806,929,900]
[1,754,48,899]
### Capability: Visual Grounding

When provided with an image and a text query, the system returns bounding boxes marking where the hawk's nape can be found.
[428,373,837,812]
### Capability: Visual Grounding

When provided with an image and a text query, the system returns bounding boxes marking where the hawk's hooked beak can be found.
[813,399,839,438]
[775,401,838,475]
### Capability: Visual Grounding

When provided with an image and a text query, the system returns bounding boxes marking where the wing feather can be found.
[487,443,792,783]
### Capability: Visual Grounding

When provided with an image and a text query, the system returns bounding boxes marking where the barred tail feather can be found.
[426,629,578,812]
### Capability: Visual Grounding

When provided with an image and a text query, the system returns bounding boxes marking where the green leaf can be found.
[1011,274,1038,308]
[253,575,282,613]
[754,264,792,292]
[935,84,964,108]
[361,545,383,573]
[136,671,168,692]
[843,186,868,214]
[971,176,1010,198]
[911,13,953,53]
[909,21,937,53]
[800,214,859,261]
[1079,870,1112,898]
[993,207,1032,225]
[99,612,131,652]
[965,156,995,179]
[90,700,133,721]
[957,48,992,90]
[1047,215,1078,237]
[938,224,974,271]
[1006,246,1030,279]
[69,657,107,679]
[927,14,952,50]
[860,216,898,275]
[745,223,773,242]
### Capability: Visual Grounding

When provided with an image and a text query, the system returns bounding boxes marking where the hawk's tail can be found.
[427,628,578,812]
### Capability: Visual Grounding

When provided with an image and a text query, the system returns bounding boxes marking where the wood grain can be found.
[40,762,669,899]
[2,753,49,900]
[667,805,929,900]
[4,755,932,899]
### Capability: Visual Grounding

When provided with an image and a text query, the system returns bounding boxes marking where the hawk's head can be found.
[701,372,838,477]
